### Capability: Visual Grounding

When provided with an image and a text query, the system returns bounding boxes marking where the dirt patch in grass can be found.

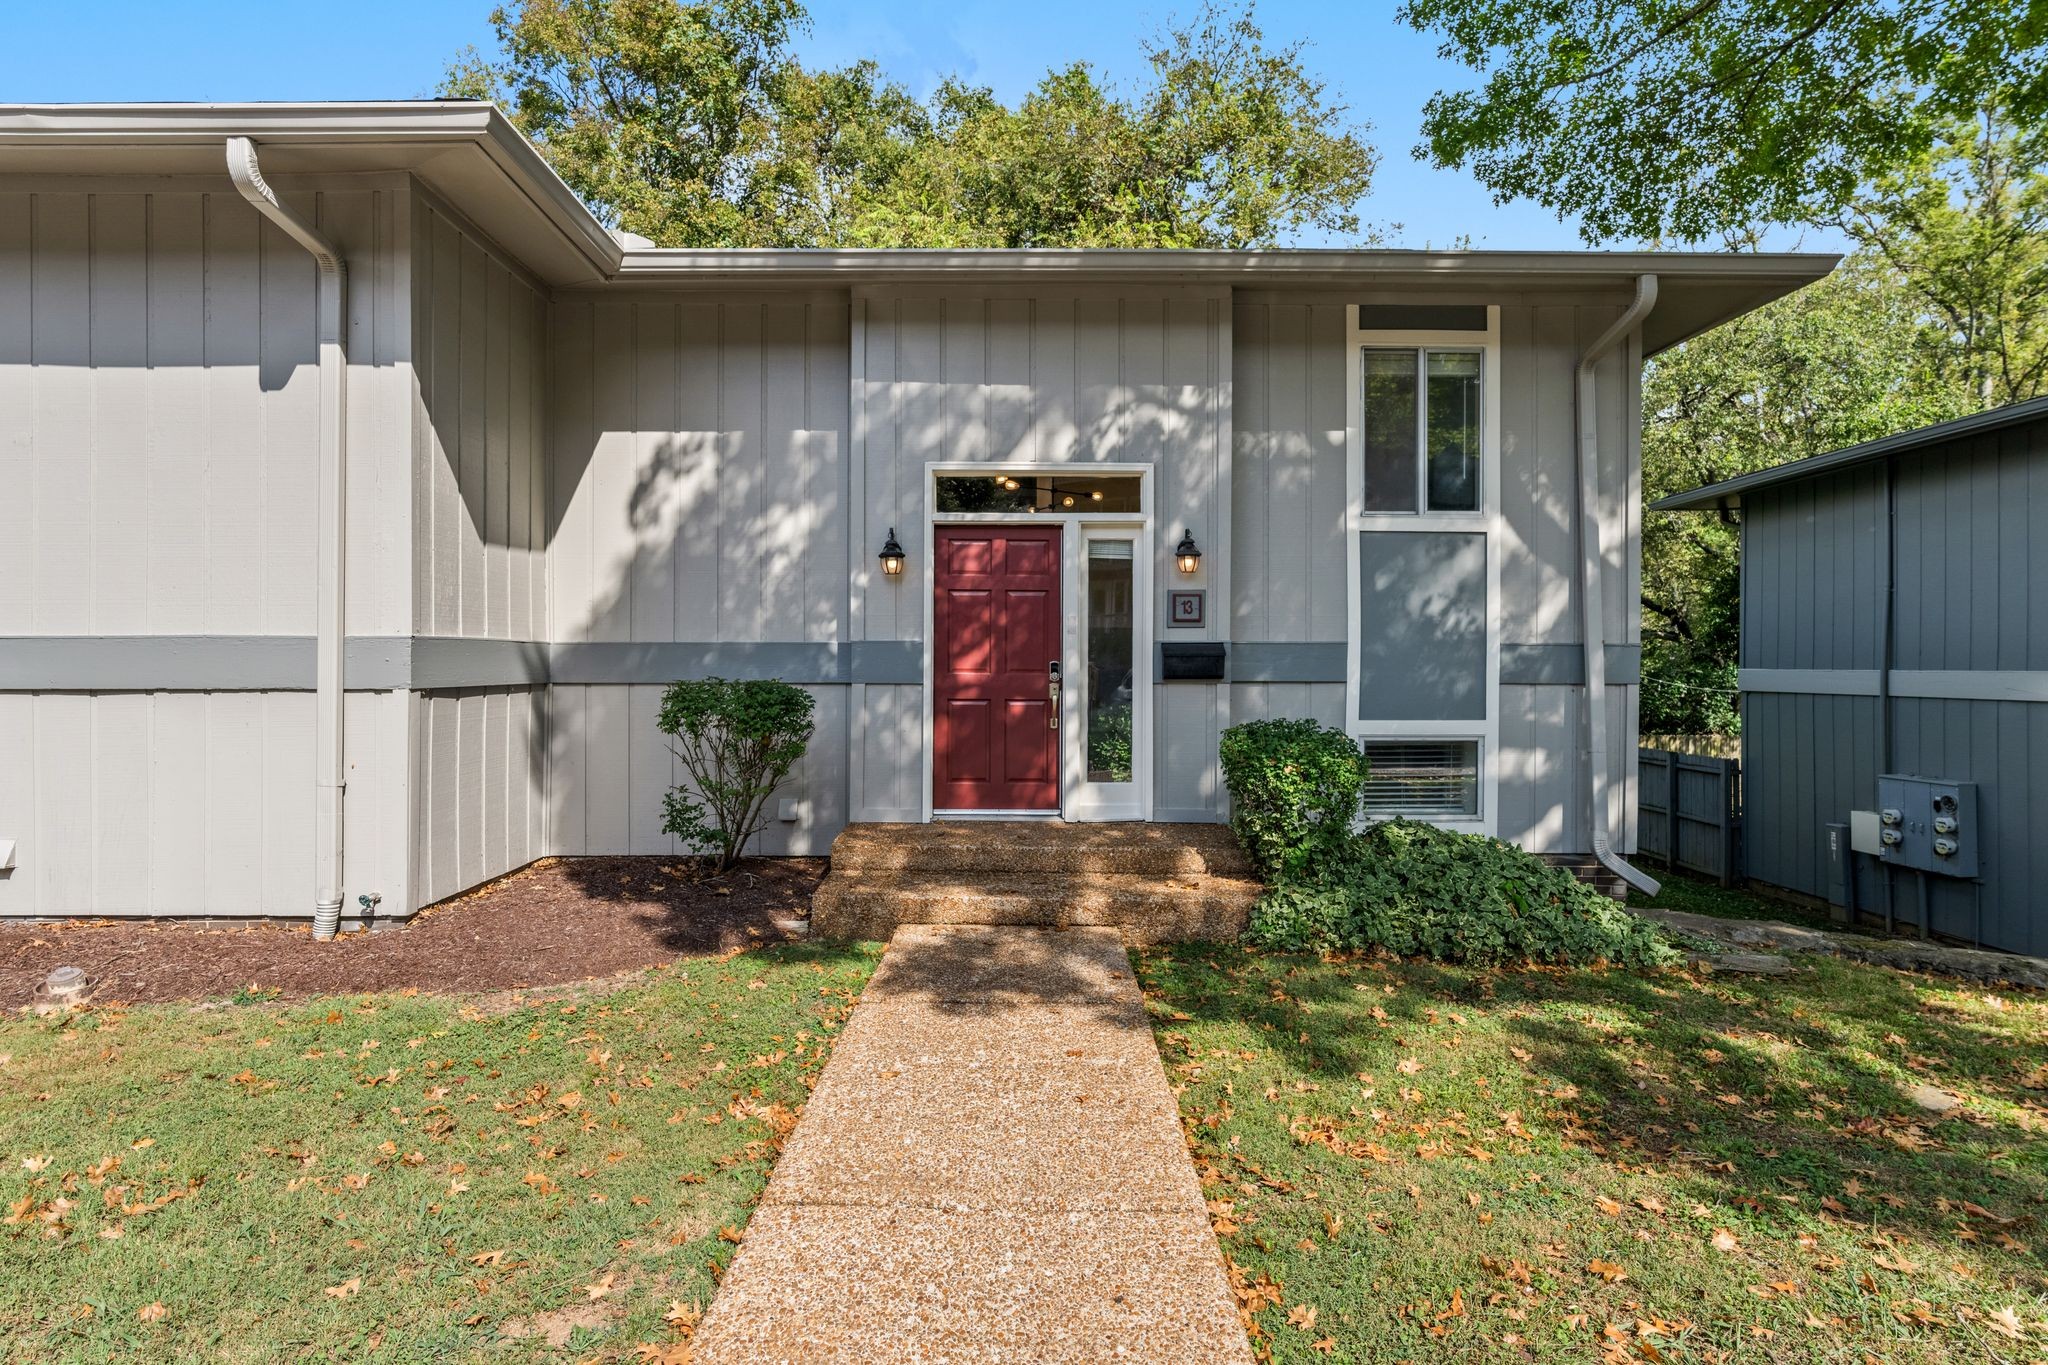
[0,856,823,1007]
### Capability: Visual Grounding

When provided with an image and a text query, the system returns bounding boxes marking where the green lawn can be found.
[1136,942,2048,1363]
[1641,871,1839,931]
[0,942,880,1363]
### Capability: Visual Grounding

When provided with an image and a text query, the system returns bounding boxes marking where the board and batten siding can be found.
[409,688,549,907]
[402,196,557,908]
[1229,294,1641,854]
[0,184,417,919]
[0,185,415,637]
[544,294,851,854]
[1738,418,2048,955]
[1497,301,1642,853]
[0,690,410,920]
[851,290,1232,821]
[410,194,550,644]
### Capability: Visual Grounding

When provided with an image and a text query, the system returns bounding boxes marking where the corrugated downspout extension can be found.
[226,136,350,939]
[1576,274,1660,897]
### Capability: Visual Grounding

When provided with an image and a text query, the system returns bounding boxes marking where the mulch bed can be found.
[0,856,824,1009]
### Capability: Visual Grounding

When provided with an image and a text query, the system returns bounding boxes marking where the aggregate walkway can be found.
[690,924,1255,1363]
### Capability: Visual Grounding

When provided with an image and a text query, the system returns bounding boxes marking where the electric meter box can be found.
[1876,775,1978,878]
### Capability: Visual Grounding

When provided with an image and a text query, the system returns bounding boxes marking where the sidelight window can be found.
[1083,541,1135,784]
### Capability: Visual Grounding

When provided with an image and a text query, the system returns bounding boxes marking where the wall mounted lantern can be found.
[1174,528,1202,574]
[878,528,906,577]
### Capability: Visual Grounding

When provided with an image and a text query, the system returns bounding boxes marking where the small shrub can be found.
[1218,719,1370,880]
[1247,817,1676,967]
[656,677,815,873]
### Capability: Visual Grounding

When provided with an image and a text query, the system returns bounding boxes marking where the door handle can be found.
[1048,661,1061,729]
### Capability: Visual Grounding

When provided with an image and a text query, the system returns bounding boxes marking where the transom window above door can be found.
[935,473,1142,514]
[1360,347,1482,513]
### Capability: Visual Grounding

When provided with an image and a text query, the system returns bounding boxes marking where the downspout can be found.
[227,137,350,940]
[1878,455,1896,774]
[1575,275,1660,896]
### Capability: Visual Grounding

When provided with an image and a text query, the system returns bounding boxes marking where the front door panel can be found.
[934,527,1061,810]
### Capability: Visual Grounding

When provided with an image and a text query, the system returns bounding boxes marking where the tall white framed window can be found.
[1344,306,1502,833]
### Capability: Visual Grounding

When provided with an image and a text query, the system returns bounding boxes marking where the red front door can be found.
[933,526,1061,811]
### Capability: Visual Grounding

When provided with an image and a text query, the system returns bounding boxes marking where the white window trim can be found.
[1344,307,1502,834]
[1066,524,1153,822]
[921,462,1155,824]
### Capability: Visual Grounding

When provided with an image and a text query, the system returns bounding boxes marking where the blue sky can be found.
[1,0,1845,252]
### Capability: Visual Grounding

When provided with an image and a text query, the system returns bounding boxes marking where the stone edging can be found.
[1634,907,2048,990]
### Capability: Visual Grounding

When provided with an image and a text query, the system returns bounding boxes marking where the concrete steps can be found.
[812,822,1259,945]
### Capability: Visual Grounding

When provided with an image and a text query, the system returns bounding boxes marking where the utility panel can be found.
[1876,775,1979,878]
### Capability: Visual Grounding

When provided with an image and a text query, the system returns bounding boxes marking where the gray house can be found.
[0,102,1834,931]
[1654,397,2048,957]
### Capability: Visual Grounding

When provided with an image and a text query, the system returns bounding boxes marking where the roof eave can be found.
[1653,394,2048,511]
[0,101,623,283]
[0,104,1837,328]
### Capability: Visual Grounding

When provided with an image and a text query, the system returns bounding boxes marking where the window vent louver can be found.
[1361,741,1479,817]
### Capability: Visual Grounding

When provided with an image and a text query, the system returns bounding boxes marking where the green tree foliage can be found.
[444,0,824,245]
[656,677,814,872]
[1842,105,2048,407]
[446,1,1375,247]
[839,10,1377,247]
[1639,107,2048,734]
[1639,254,1969,732]
[1398,0,2046,242]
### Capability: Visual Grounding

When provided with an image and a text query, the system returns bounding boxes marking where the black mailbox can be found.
[1160,642,1227,681]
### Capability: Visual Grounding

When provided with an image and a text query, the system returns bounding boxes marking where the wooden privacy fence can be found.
[1637,748,1742,885]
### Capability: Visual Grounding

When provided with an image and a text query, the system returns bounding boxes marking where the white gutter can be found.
[1575,274,1660,897]
[226,135,350,939]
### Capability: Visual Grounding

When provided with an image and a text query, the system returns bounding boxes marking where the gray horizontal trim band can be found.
[1891,670,2048,703]
[1229,642,1346,683]
[1500,644,1642,687]
[1742,667,2048,703]
[547,640,918,686]
[5,635,1686,695]
[1739,668,1880,697]
[0,636,417,691]
[411,638,551,690]
[1209,641,1645,687]
[0,636,895,690]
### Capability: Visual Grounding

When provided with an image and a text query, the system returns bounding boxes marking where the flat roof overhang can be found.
[607,248,1835,354]
[0,101,623,285]
[0,102,1837,350]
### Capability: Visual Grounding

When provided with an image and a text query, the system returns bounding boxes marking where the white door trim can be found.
[922,463,1155,823]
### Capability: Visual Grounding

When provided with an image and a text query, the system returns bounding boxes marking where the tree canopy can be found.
[445,0,1376,247]
[1639,104,2046,733]
[1399,0,2047,243]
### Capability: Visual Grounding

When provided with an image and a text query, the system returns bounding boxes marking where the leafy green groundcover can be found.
[0,943,879,1364]
[1137,941,2048,1363]
[1249,818,1676,968]
[1219,717,1671,967]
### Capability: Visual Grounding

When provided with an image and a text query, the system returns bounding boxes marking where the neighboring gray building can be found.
[1655,396,2048,957]
[0,102,1833,929]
